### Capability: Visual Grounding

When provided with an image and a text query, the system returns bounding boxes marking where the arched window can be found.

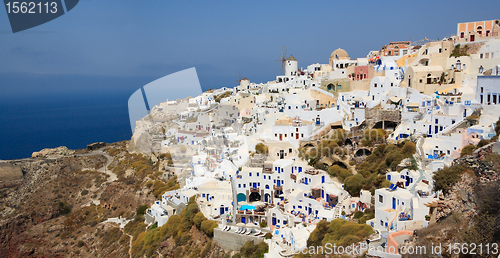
[265,185,270,189]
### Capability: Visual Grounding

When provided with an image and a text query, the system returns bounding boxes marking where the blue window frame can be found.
[257,173,259,177]
[249,173,252,177]
[238,184,241,188]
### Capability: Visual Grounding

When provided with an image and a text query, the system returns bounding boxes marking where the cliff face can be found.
[0,142,231,258]
[402,143,500,257]
[0,142,155,257]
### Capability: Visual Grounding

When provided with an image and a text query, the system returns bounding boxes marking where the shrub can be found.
[460,145,475,157]
[200,220,217,237]
[353,211,364,219]
[477,139,490,148]
[136,205,148,215]
[255,143,269,154]
[240,240,269,258]
[193,212,207,229]
[260,220,267,228]
[58,202,71,215]
[433,165,468,192]
[401,141,416,156]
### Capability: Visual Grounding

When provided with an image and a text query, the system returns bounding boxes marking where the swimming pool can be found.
[239,204,256,210]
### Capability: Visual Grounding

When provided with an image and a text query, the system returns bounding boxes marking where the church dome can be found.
[330,48,349,59]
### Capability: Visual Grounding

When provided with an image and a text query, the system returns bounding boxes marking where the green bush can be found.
[240,240,269,258]
[460,145,475,157]
[136,205,148,215]
[193,212,207,229]
[433,165,469,192]
[200,220,217,237]
[477,139,490,148]
[260,220,267,228]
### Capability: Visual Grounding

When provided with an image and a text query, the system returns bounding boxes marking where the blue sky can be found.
[1,0,500,90]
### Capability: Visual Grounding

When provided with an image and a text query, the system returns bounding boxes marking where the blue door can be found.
[265,194,269,202]
[392,197,396,209]
[322,176,325,183]
[242,217,246,224]
[405,176,410,186]
[321,190,324,198]
[220,207,224,214]
[435,126,438,134]
[277,180,281,186]
[253,183,257,188]
[272,217,276,226]
[308,207,312,215]
[207,194,209,201]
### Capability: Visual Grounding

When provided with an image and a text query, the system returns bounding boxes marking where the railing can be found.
[274,185,283,191]
[262,167,273,174]
[250,187,259,193]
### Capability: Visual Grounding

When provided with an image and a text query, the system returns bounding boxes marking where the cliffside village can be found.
[133,19,500,257]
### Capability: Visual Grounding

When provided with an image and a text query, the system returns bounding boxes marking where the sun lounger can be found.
[254,230,262,236]
[240,229,246,234]
[245,230,252,235]
[226,226,231,231]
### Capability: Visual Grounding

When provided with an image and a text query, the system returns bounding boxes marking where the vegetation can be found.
[58,201,71,215]
[255,143,269,154]
[130,196,216,257]
[306,219,373,252]
[432,164,471,192]
[460,144,475,157]
[343,141,415,196]
[449,44,470,58]
[150,176,180,199]
[214,91,232,103]
[136,205,148,215]
[360,129,386,147]
[235,241,269,258]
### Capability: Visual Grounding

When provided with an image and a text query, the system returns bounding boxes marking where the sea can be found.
[0,74,165,160]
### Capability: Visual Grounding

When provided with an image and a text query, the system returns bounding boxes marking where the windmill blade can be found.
[275,46,287,74]
[236,73,243,82]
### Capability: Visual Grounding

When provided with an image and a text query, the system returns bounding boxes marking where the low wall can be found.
[214,228,265,251]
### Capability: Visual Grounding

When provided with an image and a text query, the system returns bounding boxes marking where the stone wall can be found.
[213,228,265,251]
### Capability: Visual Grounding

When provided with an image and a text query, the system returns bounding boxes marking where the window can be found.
[257,173,259,177]
[249,173,252,177]
[374,83,377,88]
[243,184,246,188]
[289,148,292,153]
[266,185,269,189]
[460,32,465,38]
[337,85,342,90]
[263,175,266,179]
[379,195,383,203]
[439,48,442,53]
[238,184,241,188]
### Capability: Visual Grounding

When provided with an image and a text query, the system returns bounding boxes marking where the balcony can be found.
[274,185,283,191]
[262,167,273,174]
[236,175,242,179]
[250,187,260,193]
